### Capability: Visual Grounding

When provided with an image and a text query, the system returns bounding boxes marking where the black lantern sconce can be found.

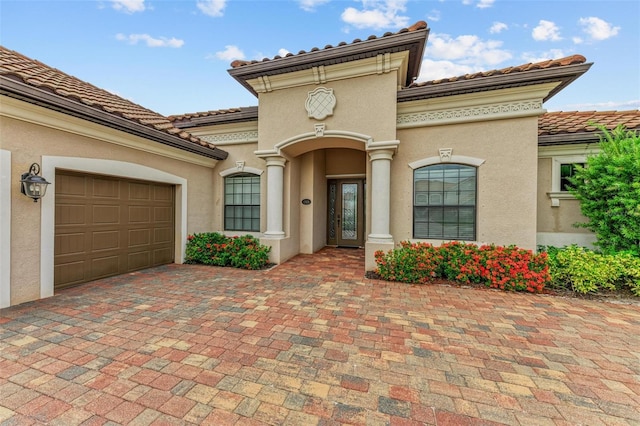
[20,163,50,202]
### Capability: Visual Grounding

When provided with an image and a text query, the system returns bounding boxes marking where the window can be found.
[414,164,476,240]
[224,173,260,232]
[560,163,584,191]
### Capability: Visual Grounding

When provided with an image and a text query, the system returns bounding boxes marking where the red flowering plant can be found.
[374,241,550,293]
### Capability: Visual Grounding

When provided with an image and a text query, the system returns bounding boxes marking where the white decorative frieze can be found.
[305,87,336,120]
[397,100,544,128]
[200,131,258,145]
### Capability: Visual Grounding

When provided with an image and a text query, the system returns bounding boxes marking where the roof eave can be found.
[398,62,593,103]
[0,76,228,160]
[228,27,430,97]
[172,106,259,129]
[538,131,602,146]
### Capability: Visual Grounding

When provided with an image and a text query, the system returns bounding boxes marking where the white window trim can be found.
[408,155,485,170]
[223,171,261,233]
[549,155,586,207]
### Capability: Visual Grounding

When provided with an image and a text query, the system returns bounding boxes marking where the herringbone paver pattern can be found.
[1,248,639,425]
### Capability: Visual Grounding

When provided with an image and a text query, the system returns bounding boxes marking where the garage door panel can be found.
[55,261,87,287]
[129,206,151,223]
[56,204,87,226]
[56,174,86,197]
[91,255,120,279]
[55,171,174,290]
[129,229,151,247]
[153,248,173,265]
[92,230,120,251]
[93,205,120,224]
[56,232,85,256]
[93,178,120,199]
[128,251,151,270]
[129,182,151,200]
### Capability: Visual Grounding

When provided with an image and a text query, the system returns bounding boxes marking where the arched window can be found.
[414,164,476,240]
[224,173,260,232]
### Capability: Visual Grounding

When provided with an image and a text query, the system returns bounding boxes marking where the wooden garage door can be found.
[54,171,175,290]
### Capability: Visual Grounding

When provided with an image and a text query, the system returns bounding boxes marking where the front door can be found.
[327,179,364,247]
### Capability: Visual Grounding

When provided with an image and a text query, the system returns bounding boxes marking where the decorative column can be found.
[367,148,395,242]
[263,156,286,238]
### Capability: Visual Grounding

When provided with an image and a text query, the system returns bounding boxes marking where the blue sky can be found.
[1,0,638,116]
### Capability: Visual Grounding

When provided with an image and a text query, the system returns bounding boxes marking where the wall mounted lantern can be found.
[20,163,50,202]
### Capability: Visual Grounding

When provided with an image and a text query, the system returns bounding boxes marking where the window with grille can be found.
[224,174,260,232]
[413,164,476,240]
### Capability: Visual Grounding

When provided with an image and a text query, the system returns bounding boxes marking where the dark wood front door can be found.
[327,179,364,247]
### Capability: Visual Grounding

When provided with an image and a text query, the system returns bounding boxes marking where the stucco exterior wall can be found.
[1,111,218,306]
[536,156,595,248]
[257,72,399,150]
[394,116,539,249]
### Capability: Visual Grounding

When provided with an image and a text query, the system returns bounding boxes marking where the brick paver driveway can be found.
[1,248,639,425]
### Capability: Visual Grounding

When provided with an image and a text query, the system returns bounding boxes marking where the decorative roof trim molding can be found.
[397,83,555,128]
[0,96,220,168]
[245,52,409,94]
[200,131,259,146]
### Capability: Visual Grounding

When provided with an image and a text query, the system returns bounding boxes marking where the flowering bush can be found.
[543,245,640,295]
[185,233,271,270]
[374,241,550,293]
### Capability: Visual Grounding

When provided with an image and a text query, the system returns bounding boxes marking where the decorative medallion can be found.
[305,87,336,120]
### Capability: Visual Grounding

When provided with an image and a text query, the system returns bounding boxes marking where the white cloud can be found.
[489,22,508,34]
[417,32,512,82]
[197,0,226,17]
[427,10,441,22]
[572,36,583,44]
[579,17,620,41]
[341,0,410,30]
[115,33,184,48]
[277,48,291,57]
[462,0,495,8]
[111,0,145,13]
[214,45,245,61]
[521,49,566,64]
[298,0,330,12]
[532,20,562,41]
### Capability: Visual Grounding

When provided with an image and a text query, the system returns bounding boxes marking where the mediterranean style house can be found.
[1,21,639,307]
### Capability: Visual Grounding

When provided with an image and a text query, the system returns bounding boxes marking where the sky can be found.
[1,0,639,117]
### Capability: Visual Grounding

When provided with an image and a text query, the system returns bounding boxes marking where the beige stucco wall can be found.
[1,110,219,306]
[257,72,399,150]
[394,116,540,249]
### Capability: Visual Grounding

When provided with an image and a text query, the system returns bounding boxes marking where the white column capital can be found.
[368,149,395,162]
[264,156,286,168]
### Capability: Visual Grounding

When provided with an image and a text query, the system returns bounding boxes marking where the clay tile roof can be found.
[168,108,244,122]
[229,20,428,69]
[539,110,640,136]
[411,54,587,88]
[0,46,227,160]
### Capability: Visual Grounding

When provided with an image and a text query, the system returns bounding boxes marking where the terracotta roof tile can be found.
[539,110,640,136]
[0,46,226,158]
[411,55,587,87]
[229,21,428,69]
[168,108,245,122]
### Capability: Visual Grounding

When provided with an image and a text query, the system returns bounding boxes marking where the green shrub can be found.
[569,124,640,256]
[374,241,550,293]
[185,233,271,270]
[545,245,640,295]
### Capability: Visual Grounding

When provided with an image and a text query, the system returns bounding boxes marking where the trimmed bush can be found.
[374,241,550,293]
[185,233,271,270]
[544,245,640,296]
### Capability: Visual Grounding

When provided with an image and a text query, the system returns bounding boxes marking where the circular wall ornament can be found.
[305,87,336,120]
